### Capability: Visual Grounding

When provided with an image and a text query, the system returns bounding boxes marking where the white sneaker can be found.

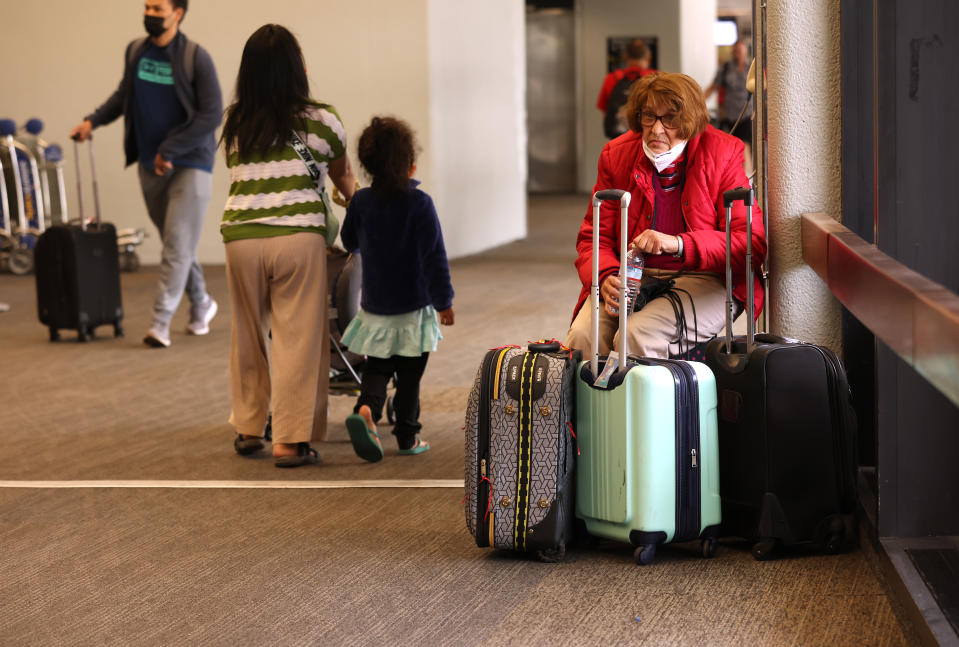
[143,323,171,348]
[186,297,218,335]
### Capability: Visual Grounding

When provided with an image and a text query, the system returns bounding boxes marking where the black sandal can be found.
[234,434,265,456]
[274,442,320,468]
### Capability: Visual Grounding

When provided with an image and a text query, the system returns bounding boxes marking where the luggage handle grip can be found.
[593,189,628,204]
[723,187,753,208]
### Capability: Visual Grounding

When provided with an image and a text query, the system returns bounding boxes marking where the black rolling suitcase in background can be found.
[705,187,857,560]
[464,340,581,562]
[35,138,123,342]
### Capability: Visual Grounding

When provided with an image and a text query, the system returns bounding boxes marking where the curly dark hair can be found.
[357,116,416,198]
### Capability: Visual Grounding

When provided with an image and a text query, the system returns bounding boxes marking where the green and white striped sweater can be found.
[220,103,346,242]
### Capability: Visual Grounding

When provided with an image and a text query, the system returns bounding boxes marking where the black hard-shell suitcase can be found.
[34,138,123,342]
[704,187,857,560]
[464,340,581,562]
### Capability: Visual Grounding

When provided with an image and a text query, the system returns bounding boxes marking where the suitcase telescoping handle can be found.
[72,139,85,231]
[71,135,102,232]
[590,189,631,377]
[722,186,754,355]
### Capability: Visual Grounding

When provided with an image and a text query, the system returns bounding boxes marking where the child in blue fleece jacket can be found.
[340,116,455,462]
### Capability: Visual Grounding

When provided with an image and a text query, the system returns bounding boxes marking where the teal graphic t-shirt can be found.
[132,44,208,171]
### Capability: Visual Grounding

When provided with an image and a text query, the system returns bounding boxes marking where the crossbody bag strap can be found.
[289,129,324,192]
[289,128,338,246]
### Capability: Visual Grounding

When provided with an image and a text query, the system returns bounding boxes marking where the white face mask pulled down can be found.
[642,139,687,172]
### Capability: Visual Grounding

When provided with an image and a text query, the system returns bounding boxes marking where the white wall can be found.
[577,0,717,192]
[1,0,526,264]
[680,0,720,90]
[427,0,527,258]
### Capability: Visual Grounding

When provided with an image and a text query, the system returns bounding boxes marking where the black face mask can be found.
[144,15,168,38]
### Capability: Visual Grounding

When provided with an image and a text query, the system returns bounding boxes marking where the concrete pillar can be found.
[765,0,843,349]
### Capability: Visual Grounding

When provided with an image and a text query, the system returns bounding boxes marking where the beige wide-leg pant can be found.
[225,233,329,444]
[564,269,732,359]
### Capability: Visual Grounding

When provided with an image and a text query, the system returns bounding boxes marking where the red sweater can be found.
[572,126,766,321]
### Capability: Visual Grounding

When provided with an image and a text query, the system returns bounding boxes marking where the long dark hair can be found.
[221,24,311,157]
[357,116,416,198]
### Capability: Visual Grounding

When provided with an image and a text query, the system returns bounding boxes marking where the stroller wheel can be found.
[9,247,33,275]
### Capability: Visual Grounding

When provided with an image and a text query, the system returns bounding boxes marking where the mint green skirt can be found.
[341,305,442,359]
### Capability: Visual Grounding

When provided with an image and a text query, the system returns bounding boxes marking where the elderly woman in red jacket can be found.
[564,72,766,358]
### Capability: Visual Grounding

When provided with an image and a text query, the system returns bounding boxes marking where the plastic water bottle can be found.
[610,248,645,315]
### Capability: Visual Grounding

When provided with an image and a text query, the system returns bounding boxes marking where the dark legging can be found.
[354,353,429,449]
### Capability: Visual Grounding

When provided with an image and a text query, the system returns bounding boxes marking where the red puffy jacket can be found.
[572,126,766,321]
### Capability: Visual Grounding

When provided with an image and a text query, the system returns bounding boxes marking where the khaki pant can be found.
[225,233,329,444]
[565,270,731,359]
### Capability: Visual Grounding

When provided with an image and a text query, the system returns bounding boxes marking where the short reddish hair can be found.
[625,72,709,140]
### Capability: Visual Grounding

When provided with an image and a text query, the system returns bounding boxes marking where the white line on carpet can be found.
[0,479,464,490]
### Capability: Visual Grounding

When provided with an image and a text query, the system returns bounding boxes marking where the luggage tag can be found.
[593,351,620,389]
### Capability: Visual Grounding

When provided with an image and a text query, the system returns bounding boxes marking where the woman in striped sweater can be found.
[220,24,358,467]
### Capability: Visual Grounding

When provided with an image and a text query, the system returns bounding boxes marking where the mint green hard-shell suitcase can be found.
[575,189,721,565]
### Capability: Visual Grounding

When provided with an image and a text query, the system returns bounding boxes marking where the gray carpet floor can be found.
[0,195,910,645]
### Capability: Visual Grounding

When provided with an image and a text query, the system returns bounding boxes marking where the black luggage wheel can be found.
[701,537,717,559]
[752,538,777,561]
[48,327,60,342]
[536,545,566,563]
[822,515,853,555]
[114,323,124,338]
[824,534,844,555]
[634,544,656,566]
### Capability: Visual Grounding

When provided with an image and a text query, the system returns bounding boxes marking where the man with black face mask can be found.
[70,0,222,348]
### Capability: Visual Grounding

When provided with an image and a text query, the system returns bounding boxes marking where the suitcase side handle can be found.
[528,340,562,353]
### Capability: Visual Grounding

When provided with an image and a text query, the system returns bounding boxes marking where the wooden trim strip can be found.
[801,212,959,407]
[0,479,465,489]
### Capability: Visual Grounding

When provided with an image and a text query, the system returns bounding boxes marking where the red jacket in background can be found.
[572,126,766,321]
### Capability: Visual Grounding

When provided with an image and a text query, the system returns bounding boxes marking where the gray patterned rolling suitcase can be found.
[464,340,581,561]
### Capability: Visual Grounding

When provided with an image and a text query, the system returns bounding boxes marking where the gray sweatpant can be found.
[138,165,212,327]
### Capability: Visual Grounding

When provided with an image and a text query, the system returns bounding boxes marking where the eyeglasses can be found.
[640,111,680,129]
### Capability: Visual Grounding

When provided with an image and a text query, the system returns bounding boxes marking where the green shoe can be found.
[346,414,384,463]
[398,437,430,456]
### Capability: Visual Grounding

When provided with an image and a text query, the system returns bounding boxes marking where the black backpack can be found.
[603,69,644,139]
